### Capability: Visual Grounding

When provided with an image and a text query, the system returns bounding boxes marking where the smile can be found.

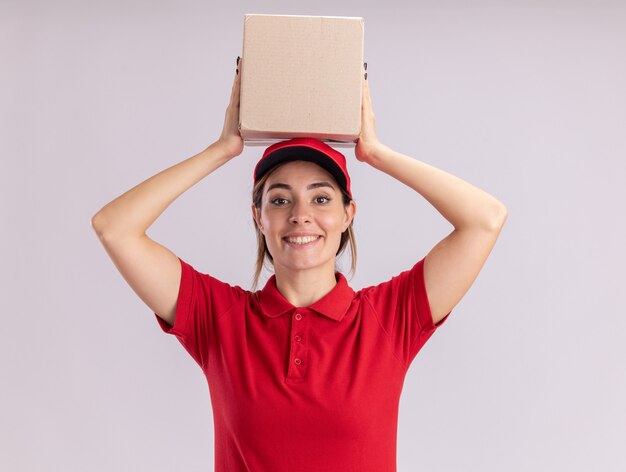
[283,235,322,247]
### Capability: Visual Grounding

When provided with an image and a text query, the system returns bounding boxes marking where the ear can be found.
[343,200,356,231]
[252,204,263,231]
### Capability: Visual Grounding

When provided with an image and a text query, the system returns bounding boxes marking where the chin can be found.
[278,256,335,273]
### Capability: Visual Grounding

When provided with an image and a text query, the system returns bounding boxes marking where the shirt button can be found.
[294,358,302,365]
[294,335,302,342]
[294,313,302,320]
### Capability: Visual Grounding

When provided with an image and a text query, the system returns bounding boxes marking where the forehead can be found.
[265,160,335,185]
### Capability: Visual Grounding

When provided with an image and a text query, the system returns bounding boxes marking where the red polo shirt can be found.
[154,256,450,472]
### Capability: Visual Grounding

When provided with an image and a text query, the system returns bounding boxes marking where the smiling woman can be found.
[91,57,507,472]
[250,139,358,293]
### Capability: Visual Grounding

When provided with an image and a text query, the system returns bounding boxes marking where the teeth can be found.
[286,236,319,244]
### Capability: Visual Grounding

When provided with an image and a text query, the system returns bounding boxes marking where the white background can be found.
[2,0,625,470]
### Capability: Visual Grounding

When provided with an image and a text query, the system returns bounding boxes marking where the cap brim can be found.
[255,146,348,191]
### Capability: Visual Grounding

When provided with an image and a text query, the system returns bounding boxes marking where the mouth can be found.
[282,235,322,248]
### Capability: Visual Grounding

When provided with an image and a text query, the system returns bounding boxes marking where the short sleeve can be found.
[154,257,243,370]
[362,258,451,368]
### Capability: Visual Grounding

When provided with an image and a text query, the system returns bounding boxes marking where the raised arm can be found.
[355,73,508,325]
[91,58,244,327]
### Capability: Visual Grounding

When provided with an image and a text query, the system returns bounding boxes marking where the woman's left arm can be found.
[355,75,508,324]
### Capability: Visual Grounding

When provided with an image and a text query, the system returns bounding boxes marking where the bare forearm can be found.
[91,142,234,237]
[367,143,507,231]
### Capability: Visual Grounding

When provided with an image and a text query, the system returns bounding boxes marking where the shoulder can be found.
[357,259,424,299]
[181,258,250,304]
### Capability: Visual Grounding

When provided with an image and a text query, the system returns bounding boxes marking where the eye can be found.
[316,195,331,204]
[270,197,288,206]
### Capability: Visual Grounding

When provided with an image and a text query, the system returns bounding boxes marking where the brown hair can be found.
[250,163,357,291]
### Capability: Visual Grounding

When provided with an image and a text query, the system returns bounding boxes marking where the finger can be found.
[359,60,370,98]
[230,61,242,104]
[229,76,238,105]
[234,57,242,97]
[360,80,369,114]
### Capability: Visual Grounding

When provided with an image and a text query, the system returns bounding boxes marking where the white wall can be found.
[2,0,625,470]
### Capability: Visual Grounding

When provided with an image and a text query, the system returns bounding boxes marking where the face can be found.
[252,160,356,275]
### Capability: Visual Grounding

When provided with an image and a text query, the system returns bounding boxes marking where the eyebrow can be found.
[266,181,336,192]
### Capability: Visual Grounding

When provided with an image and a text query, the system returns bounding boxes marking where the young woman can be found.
[92,58,507,471]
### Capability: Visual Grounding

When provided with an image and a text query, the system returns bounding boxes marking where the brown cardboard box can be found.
[239,14,364,147]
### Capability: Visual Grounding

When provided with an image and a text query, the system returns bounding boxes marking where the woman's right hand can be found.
[216,57,244,158]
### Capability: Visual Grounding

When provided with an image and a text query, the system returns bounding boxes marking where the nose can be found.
[289,198,311,224]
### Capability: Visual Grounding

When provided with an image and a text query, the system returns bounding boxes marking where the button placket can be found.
[286,310,308,382]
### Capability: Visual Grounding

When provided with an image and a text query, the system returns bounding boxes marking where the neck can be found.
[274,262,338,307]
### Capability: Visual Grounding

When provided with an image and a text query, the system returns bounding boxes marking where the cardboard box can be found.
[239,14,364,147]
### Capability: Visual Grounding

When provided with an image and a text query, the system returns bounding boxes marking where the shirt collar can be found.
[258,272,355,322]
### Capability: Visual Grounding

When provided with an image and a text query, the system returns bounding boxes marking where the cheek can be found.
[260,214,285,242]
[259,209,277,228]
[320,212,345,233]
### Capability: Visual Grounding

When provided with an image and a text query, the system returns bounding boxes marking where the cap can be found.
[253,138,352,198]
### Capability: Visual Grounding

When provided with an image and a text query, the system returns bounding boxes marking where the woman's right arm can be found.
[91,61,243,327]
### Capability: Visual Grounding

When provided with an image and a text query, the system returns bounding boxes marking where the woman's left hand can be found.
[355,65,384,164]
